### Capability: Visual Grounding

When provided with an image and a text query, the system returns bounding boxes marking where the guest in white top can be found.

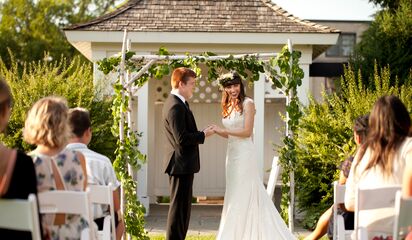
[345,95,412,239]
[66,107,124,240]
[404,125,412,197]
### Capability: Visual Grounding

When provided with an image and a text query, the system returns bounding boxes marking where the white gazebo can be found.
[64,0,339,216]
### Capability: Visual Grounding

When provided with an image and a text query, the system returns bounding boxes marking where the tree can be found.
[0,54,117,160]
[351,0,412,86]
[0,0,123,65]
[369,0,400,10]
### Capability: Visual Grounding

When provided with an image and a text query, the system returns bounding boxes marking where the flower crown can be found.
[217,71,243,88]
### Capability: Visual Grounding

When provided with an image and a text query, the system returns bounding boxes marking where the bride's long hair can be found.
[219,72,246,118]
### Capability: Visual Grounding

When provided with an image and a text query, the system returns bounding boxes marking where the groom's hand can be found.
[203,125,214,137]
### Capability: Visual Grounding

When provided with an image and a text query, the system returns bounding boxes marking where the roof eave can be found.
[65,31,339,46]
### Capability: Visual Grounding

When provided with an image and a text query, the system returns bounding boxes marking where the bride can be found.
[211,71,296,240]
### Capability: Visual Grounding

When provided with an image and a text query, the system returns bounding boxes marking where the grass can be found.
[148,234,216,240]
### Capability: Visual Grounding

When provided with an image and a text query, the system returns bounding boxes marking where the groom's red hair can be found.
[171,67,196,89]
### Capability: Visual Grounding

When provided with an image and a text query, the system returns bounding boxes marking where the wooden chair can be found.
[89,184,116,240]
[0,194,42,240]
[355,185,401,240]
[333,181,353,240]
[38,190,96,240]
[266,156,280,199]
[393,190,412,240]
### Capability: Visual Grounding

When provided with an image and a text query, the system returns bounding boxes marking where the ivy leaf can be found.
[158,47,170,56]
[125,51,136,60]
[203,51,217,56]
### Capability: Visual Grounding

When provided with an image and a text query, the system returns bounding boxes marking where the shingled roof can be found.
[65,0,338,33]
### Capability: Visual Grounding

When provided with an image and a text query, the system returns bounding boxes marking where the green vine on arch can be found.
[97,45,303,237]
[265,45,304,222]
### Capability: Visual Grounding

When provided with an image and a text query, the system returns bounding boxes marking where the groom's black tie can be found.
[185,101,190,110]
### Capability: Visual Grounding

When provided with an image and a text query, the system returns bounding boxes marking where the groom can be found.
[162,67,214,240]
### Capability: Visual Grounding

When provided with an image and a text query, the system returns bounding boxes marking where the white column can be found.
[92,50,111,99]
[136,82,150,215]
[254,73,266,179]
[296,64,311,106]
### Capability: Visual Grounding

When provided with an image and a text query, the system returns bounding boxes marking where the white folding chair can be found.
[38,190,96,240]
[89,184,116,240]
[355,185,401,240]
[333,181,353,240]
[266,156,281,199]
[393,190,412,240]
[0,194,42,240]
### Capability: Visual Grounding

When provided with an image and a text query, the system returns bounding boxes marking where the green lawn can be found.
[148,234,215,240]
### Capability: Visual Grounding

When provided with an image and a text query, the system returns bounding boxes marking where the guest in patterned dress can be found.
[23,96,90,240]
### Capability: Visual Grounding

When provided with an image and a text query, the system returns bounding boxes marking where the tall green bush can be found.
[295,65,412,228]
[0,54,116,160]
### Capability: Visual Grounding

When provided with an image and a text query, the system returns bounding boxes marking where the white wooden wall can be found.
[150,101,285,197]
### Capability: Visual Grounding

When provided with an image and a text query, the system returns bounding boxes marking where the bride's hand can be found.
[212,125,224,134]
[202,125,215,137]
[209,124,218,131]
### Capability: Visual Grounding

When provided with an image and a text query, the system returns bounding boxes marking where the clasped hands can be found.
[202,124,225,137]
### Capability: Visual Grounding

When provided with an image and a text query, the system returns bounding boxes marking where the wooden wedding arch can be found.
[98,30,303,238]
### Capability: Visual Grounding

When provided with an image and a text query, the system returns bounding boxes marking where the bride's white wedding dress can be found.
[217,98,296,240]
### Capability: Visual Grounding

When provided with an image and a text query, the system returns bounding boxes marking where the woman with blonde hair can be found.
[24,96,89,239]
[345,95,412,239]
[0,78,42,239]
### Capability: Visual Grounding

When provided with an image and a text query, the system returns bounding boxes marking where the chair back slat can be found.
[38,190,95,240]
[89,184,116,240]
[355,185,401,239]
[89,184,113,205]
[38,190,90,215]
[0,194,42,240]
[333,181,347,240]
[393,190,412,240]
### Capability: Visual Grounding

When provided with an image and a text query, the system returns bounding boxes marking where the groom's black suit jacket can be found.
[162,94,205,175]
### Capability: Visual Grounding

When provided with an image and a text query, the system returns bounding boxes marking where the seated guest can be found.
[305,114,369,240]
[0,78,43,239]
[23,96,90,239]
[66,107,124,239]
[345,95,412,239]
[403,140,412,197]
[403,133,412,240]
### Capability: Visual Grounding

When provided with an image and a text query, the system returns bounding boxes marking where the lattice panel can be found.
[154,75,282,103]
[154,76,221,103]
[264,77,286,99]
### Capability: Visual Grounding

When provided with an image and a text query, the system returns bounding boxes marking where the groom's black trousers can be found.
[166,174,194,240]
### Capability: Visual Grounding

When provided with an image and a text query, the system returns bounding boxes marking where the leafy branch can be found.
[265,45,304,222]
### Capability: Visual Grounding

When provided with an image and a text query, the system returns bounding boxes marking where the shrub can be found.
[295,65,412,228]
[0,54,116,160]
